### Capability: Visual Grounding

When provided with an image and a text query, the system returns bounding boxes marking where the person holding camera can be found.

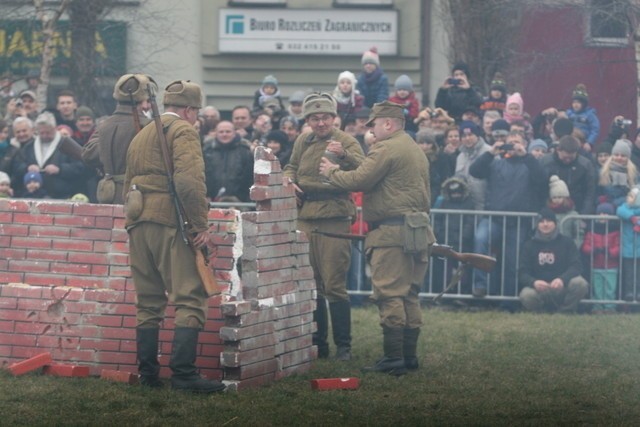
[434,62,483,122]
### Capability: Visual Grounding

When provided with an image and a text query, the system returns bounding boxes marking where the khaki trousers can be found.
[129,222,207,328]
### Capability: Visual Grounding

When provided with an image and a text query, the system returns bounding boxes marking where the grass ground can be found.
[2,305,640,426]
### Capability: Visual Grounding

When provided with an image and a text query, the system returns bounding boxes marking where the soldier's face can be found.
[307,113,334,138]
[184,107,200,125]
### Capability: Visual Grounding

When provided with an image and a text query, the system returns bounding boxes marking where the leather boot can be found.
[329,300,352,361]
[362,326,407,376]
[313,297,330,358]
[169,327,226,393]
[137,327,164,388]
[403,328,420,371]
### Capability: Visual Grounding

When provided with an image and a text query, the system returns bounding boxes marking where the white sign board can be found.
[219,8,397,55]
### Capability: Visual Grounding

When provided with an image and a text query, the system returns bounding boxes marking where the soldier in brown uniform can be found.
[124,80,225,393]
[284,92,365,361]
[82,74,155,204]
[320,101,434,375]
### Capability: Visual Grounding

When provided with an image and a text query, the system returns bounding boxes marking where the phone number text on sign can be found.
[281,43,342,52]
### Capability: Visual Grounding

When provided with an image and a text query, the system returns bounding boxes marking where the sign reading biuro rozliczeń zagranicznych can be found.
[218,8,397,56]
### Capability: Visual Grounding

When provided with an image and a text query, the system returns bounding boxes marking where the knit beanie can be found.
[0,171,9,185]
[528,139,548,154]
[553,118,574,138]
[289,90,306,104]
[537,207,557,224]
[24,171,43,186]
[506,92,523,112]
[596,202,615,215]
[595,141,613,155]
[361,47,380,67]
[490,72,507,93]
[394,74,413,92]
[629,186,640,208]
[262,75,279,89]
[266,129,289,146]
[491,119,510,133]
[459,120,482,137]
[338,71,357,87]
[75,106,94,119]
[612,139,632,157]
[572,83,589,107]
[452,62,470,79]
[549,175,570,199]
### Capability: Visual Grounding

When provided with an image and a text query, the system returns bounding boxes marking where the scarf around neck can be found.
[34,131,62,168]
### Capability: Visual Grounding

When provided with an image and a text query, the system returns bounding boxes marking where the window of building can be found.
[585,0,630,46]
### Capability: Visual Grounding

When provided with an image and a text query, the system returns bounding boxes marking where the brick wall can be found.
[0,146,316,390]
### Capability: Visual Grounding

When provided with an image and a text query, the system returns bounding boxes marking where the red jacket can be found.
[389,92,419,121]
[581,229,620,269]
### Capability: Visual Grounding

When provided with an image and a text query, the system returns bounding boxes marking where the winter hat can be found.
[24,171,43,186]
[75,106,94,119]
[596,202,615,215]
[0,171,10,184]
[361,47,380,67]
[490,72,507,93]
[506,92,523,111]
[491,119,510,133]
[596,141,613,155]
[452,62,470,79]
[553,118,574,138]
[549,175,570,199]
[266,129,289,146]
[19,90,36,101]
[557,135,580,153]
[394,75,413,92]
[459,120,482,137]
[69,193,89,203]
[302,92,337,118]
[262,75,278,88]
[442,176,468,196]
[537,207,557,224]
[612,139,632,157]
[629,186,640,208]
[163,80,202,108]
[289,90,306,104]
[528,139,548,154]
[572,83,589,106]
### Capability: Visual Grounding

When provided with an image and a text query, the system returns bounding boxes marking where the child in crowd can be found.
[356,46,389,108]
[0,171,12,198]
[430,176,475,294]
[581,202,620,313]
[252,74,285,114]
[547,175,580,242]
[21,171,47,199]
[598,139,637,207]
[528,139,548,159]
[479,72,507,113]
[332,71,364,123]
[566,83,600,149]
[389,74,419,132]
[594,141,613,174]
[616,186,640,301]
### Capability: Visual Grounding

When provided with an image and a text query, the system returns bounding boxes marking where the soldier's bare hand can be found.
[325,141,345,158]
[319,157,339,177]
[192,230,210,249]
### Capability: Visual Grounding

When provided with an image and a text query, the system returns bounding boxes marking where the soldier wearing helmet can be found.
[81,73,157,204]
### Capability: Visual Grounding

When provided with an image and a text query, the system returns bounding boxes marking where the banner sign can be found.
[219,8,397,55]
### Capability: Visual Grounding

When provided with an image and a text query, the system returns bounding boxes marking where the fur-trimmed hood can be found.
[441,175,470,201]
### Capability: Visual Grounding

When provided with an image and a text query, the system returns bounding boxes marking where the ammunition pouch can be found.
[96,174,124,204]
[124,185,143,221]
[402,212,434,253]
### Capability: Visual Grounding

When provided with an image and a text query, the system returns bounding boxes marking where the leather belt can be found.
[370,215,405,230]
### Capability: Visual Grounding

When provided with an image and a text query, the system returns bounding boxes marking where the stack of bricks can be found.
[219,146,316,390]
[0,146,317,389]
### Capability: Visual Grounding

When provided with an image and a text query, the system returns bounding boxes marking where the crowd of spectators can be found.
[2,47,639,310]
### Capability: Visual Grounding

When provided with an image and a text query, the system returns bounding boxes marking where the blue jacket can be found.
[356,68,389,108]
[566,107,600,146]
[616,202,640,258]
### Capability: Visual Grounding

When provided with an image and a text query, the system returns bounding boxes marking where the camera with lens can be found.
[429,111,438,119]
[447,78,461,86]
[501,143,514,151]
[615,118,632,127]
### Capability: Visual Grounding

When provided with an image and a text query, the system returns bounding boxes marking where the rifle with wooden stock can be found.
[146,84,220,296]
[311,230,496,273]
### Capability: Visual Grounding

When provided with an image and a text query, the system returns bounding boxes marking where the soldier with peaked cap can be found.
[283,92,365,361]
[124,80,225,394]
[82,73,156,204]
[320,101,435,376]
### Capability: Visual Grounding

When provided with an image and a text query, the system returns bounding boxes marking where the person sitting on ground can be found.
[518,208,589,313]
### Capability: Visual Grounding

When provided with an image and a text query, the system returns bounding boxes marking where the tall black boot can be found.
[313,297,329,358]
[403,328,421,371]
[169,327,226,393]
[361,326,407,376]
[329,300,352,361]
[136,327,163,388]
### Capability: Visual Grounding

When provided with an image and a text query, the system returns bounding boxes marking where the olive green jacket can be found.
[123,114,208,233]
[284,128,364,220]
[328,129,434,247]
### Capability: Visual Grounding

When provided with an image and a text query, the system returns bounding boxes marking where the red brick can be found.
[311,377,359,391]
[84,289,125,303]
[100,369,139,385]
[0,248,27,260]
[108,253,129,265]
[54,215,95,228]
[0,284,43,299]
[1,199,30,211]
[221,346,275,367]
[243,221,296,237]
[50,263,91,275]
[243,256,296,273]
[26,249,68,261]
[212,257,234,270]
[0,235,9,246]
[0,272,25,283]
[249,185,295,201]
[31,202,73,214]
[243,243,292,261]
[0,212,13,222]
[8,352,52,376]
[208,209,238,221]
[91,265,109,276]
[219,322,275,341]
[95,217,114,229]
[224,359,278,381]
[256,198,298,211]
[253,172,283,186]
[221,301,253,316]
[111,229,129,242]
[0,297,18,309]
[224,333,277,352]
[247,281,298,300]
[111,242,129,253]
[28,225,70,238]
[242,269,292,287]
[13,213,54,225]
[0,332,37,346]
[23,274,65,287]
[11,237,52,249]
[69,228,112,241]
[61,300,104,313]
[93,241,111,253]
[9,260,50,273]
[114,217,126,229]
[43,364,90,377]
[81,314,123,327]
[73,204,114,217]
[0,224,28,235]
[243,209,297,224]
[0,320,13,332]
[67,252,110,265]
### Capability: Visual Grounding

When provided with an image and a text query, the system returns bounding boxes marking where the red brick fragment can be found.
[7,352,52,376]
[43,364,90,377]
[310,377,359,391]
[100,369,139,385]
